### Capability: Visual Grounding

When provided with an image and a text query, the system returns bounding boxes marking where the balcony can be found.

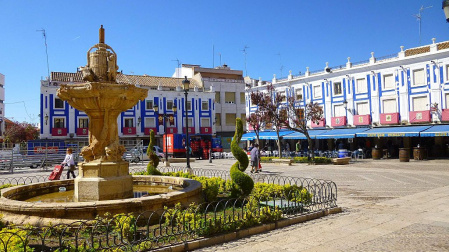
[144,127,158,135]
[331,116,346,127]
[409,110,431,124]
[123,127,136,135]
[380,113,400,125]
[51,128,67,136]
[200,127,212,134]
[442,109,449,122]
[311,118,325,128]
[76,128,89,136]
[353,115,371,126]
[182,127,195,134]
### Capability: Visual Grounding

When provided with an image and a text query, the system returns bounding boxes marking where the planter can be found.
[372,148,382,160]
[399,148,410,162]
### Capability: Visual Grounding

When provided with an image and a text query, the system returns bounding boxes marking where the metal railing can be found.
[0,166,338,251]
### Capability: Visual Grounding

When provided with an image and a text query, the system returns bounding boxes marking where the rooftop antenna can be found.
[241,45,249,76]
[172,58,181,78]
[212,44,215,68]
[36,29,50,80]
[277,52,284,77]
[413,5,433,45]
[219,53,222,66]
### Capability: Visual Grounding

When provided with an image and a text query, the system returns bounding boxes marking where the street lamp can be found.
[343,100,353,115]
[153,102,177,164]
[443,0,449,22]
[182,76,191,169]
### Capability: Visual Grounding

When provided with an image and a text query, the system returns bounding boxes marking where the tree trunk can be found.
[307,136,315,164]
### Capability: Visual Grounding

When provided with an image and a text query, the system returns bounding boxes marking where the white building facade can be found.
[40,72,215,147]
[246,39,449,157]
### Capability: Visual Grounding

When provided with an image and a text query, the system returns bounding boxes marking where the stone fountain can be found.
[0,26,202,226]
[57,25,148,201]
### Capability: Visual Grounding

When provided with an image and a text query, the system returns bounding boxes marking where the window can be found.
[166,100,174,110]
[240,92,245,104]
[278,91,286,102]
[333,82,342,95]
[412,96,427,111]
[145,117,155,127]
[383,99,397,113]
[295,88,303,100]
[202,101,209,110]
[225,113,236,126]
[446,94,449,109]
[54,118,65,128]
[124,118,134,127]
[55,98,64,109]
[313,85,322,98]
[356,78,367,93]
[334,104,345,117]
[184,117,193,126]
[78,118,88,128]
[215,113,221,126]
[413,69,425,86]
[201,118,210,127]
[383,74,395,90]
[446,65,449,81]
[356,102,369,115]
[187,101,192,111]
[225,92,235,103]
[146,100,153,110]
[241,114,246,125]
[215,93,221,103]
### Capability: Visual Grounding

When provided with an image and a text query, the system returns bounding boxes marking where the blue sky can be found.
[0,0,448,124]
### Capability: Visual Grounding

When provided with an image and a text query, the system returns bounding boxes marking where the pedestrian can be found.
[250,143,260,173]
[62,148,76,179]
[296,141,301,153]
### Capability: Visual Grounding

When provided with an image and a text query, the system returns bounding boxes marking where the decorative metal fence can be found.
[0,166,337,251]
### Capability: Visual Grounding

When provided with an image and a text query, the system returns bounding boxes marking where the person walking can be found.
[250,143,260,173]
[62,148,76,179]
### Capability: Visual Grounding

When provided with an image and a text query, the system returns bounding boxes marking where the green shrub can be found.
[230,118,254,196]
[0,227,32,252]
[260,156,331,164]
[0,184,14,190]
[146,130,162,175]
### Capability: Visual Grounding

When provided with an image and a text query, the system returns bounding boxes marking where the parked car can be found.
[143,146,165,160]
[123,148,142,163]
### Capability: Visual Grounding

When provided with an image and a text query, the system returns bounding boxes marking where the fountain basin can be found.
[0,176,202,226]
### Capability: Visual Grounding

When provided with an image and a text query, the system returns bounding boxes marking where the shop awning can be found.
[240,131,295,141]
[283,129,331,139]
[420,125,449,137]
[315,127,370,139]
[258,130,295,140]
[356,125,432,138]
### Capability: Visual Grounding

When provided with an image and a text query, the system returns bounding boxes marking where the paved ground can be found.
[1,158,449,251]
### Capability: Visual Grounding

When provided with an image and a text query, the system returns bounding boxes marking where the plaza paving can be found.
[2,158,449,251]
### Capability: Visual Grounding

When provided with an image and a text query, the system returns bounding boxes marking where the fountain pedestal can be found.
[75,161,132,201]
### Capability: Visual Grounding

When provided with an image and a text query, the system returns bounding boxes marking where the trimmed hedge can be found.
[230,118,254,196]
[261,156,332,164]
[146,130,162,175]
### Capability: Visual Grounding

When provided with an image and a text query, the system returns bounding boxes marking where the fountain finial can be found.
[99,25,105,44]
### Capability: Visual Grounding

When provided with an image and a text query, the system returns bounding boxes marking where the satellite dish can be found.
[325,67,332,73]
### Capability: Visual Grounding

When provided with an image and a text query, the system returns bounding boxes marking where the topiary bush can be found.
[146,130,162,175]
[230,118,254,197]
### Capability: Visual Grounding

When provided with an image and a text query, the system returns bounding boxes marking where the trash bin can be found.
[399,148,410,162]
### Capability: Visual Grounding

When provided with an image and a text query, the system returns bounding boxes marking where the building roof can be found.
[50,72,201,88]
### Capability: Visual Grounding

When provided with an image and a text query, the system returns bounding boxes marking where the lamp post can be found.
[443,0,449,22]
[153,102,177,164]
[182,76,191,169]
